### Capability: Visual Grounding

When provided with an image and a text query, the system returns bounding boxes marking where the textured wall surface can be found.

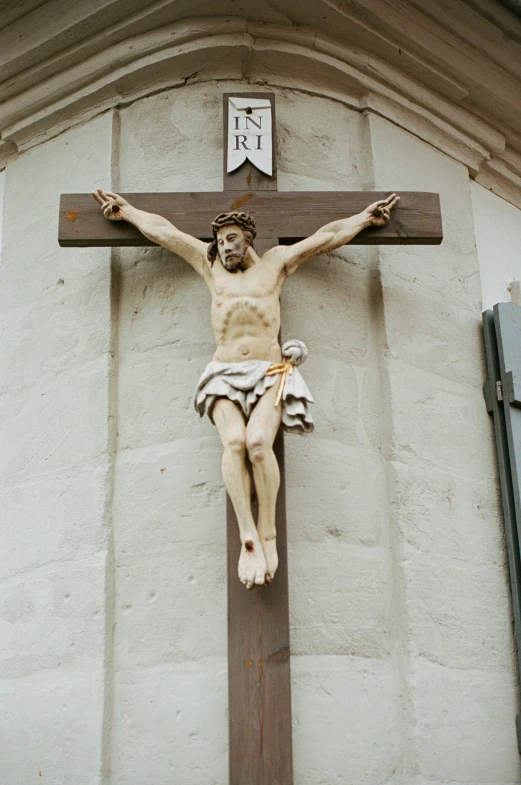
[472,181,521,310]
[1,76,521,785]
[0,115,115,784]
[111,85,227,785]
[371,115,521,784]
[277,92,401,783]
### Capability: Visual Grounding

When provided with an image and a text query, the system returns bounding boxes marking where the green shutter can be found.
[483,303,521,752]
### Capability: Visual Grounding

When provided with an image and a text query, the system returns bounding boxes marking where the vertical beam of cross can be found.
[224,93,294,785]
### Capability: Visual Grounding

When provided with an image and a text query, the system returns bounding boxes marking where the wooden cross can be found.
[59,92,442,785]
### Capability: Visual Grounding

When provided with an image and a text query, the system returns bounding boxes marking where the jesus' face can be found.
[216,225,250,272]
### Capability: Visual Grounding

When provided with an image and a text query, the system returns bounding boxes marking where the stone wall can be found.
[472,182,521,310]
[0,77,520,785]
[371,115,520,783]
[110,85,227,785]
[0,115,115,784]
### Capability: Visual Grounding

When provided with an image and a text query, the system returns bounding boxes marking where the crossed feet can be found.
[238,527,279,590]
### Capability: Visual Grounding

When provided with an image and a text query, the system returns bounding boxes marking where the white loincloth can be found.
[194,340,314,435]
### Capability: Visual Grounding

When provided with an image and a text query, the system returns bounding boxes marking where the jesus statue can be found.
[92,189,399,589]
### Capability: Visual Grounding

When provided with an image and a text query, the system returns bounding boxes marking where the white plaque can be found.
[227,97,273,177]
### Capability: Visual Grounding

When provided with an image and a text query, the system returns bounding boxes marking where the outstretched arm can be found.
[92,189,209,278]
[279,193,400,276]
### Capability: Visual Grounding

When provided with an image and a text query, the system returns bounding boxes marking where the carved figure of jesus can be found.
[92,189,399,589]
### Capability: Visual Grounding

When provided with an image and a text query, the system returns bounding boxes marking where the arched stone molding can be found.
[1,15,520,207]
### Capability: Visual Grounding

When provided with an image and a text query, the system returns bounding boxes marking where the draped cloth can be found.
[194,339,314,435]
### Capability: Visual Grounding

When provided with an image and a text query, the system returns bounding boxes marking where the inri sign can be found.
[226,96,273,176]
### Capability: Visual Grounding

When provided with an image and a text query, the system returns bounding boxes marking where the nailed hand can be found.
[92,188,129,221]
[365,193,400,226]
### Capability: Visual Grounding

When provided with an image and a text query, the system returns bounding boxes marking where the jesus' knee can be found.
[246,431,270,464]
[223,432,247,458]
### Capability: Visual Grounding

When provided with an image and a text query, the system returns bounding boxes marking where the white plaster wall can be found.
[370,115,520,783]
[111,87,228,785]
[277,91,402,784]
[0,115,115,783]
[471,181,521,310]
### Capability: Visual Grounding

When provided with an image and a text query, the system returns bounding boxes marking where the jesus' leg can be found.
[213,398,267,589]
[245,382,282,583]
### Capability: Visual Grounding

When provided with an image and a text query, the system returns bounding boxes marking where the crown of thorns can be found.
[211,211,256,238]
[207,211,257,263]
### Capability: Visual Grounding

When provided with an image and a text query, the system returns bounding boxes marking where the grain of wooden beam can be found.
[58,191,442,247]
[227,432,293,785]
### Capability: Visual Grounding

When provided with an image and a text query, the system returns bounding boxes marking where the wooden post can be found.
[224,93,294,785]
[227,432,292,784]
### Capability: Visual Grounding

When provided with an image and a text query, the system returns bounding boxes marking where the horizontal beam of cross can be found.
[58,191,442,247]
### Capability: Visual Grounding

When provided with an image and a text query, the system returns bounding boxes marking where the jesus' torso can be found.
[206,249,285,364]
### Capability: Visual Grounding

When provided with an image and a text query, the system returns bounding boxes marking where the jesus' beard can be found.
[222,254,244,272]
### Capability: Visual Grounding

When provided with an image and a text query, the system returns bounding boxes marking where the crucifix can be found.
[59,92,442,785]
